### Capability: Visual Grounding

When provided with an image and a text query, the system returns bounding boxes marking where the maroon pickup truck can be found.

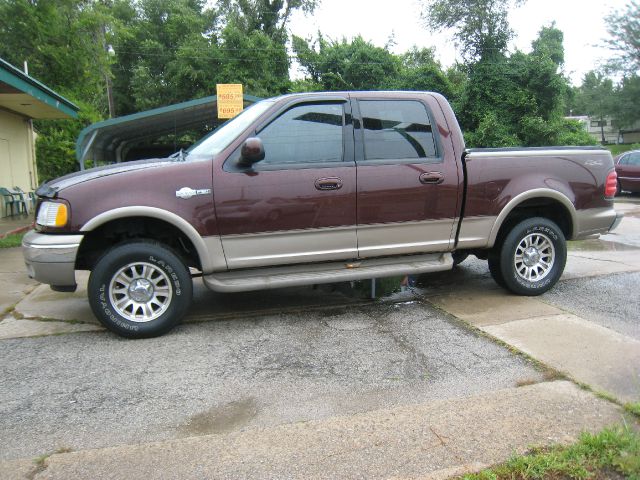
[23,91,622,337]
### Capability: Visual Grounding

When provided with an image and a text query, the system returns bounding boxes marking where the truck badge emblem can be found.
[175,187,212,199]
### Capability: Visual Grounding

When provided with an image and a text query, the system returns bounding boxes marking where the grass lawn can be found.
[0,232,25,248]
[605,143,640,157]
[463,426,640,480]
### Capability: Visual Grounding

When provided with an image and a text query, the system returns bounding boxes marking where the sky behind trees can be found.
[288,0,628,84]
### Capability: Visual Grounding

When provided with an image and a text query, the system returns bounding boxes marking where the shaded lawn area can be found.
[0,232,25,248]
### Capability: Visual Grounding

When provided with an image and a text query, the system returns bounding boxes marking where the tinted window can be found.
[359,100,436,161]
[628,152,640,166]
[259,103,344,165]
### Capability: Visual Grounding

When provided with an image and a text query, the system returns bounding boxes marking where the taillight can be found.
[604,171,618,198]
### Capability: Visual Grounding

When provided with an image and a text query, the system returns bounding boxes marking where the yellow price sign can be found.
[217,84,244,119]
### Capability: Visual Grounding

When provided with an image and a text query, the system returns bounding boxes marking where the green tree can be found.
[217,0,320,95]
[602,2,640,139]
[0,0,113,112]
[292,35,401,90]
[392,47,454,98]
[612,75,640,131]
[605,0,640,74]
[420,1,590,147]
[421,0,525,62]
[572,72,616,143]
[110,0,221,114]
[218,0,318,42]
[459,26,593,147]
[217,21,291,96]
[532,22,564,65]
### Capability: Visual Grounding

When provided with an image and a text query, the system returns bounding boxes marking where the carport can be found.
[76,94,262,170]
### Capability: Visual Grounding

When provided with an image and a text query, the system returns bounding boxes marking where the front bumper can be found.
[22,230,83,289]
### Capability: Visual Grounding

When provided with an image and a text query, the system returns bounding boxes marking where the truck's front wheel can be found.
[88,242,193,338]
[495,217,567,296]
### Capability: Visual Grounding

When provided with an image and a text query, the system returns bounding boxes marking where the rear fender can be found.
[487,188,577,247]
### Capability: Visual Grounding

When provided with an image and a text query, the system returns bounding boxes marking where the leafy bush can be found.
[464,112,520,148]
[35,101,102,183]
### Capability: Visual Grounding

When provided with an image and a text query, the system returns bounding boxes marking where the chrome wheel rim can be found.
[514,233,555,282]
[108,262,172,322]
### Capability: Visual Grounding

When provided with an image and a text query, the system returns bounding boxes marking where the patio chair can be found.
[13,187,31,214]
[28,191,37,209]
[0,187,17,216]
[8,188,28,215]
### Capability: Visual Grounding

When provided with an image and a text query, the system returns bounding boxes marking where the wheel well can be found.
[76,217,201,271]
[493,198,573,247]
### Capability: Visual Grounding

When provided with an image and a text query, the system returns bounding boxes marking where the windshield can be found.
[187,100,274,157]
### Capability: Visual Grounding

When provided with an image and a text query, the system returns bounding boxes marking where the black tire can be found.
[452,251,470,266]
[497,217,567,296]
[487,250,506,288]
[88,241,193,338]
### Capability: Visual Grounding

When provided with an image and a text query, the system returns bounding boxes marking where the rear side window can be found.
[259,103,344,165]
[626,152,640,166]
[358,100,437,161]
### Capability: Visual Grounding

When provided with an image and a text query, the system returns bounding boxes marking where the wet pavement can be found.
[20,381,623,480]
[0,245,37,315]
[0,302,544,461]
[543,271,640,341]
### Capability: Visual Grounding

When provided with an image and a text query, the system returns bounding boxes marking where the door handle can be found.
[419,172,445,185]
[315,177,343,191]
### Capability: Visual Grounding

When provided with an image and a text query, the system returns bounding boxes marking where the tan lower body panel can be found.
[220,219,457,270]
[574,207,618,239]
[356,219,456,257]
[456,216,497,249]
[221,227,358,270]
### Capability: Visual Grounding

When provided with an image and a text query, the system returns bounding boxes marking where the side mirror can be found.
[239,137,265,166]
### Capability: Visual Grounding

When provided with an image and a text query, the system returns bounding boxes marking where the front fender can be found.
[80,206,226,273]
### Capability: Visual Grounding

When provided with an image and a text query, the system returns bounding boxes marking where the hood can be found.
[36,158,175,198]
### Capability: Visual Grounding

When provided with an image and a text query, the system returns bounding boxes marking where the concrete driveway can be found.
[1,199,639,479]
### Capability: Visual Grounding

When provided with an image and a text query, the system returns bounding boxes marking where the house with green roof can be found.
[0,57,79,216]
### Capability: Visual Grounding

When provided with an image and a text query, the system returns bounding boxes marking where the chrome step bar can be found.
[203,253,453,293]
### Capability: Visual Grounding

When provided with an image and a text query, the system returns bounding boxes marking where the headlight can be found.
[36,201,69,227]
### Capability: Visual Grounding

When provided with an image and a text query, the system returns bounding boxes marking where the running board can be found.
[203,253,453,293]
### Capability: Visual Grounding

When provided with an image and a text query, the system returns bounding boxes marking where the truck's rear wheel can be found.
[88,241,192,338]
[495,217,566,296]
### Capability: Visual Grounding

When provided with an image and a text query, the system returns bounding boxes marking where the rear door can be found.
[353,94,461,257]
[617,151,640,192]
[213,98,358,269]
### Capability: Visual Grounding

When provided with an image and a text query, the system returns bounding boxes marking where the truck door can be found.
[353,95,461,257]
[213,99,358,269]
